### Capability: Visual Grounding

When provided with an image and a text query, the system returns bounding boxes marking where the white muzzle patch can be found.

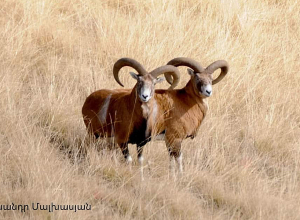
[140,87,151,102]
[202,84,212,97]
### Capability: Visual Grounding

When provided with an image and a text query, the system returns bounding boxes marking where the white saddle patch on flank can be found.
[98,94,112,123]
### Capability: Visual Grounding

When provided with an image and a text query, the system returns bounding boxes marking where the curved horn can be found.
[113,58,147,87]
[165,57,205,84]
[205,60,229,85]
[149,65,180,89]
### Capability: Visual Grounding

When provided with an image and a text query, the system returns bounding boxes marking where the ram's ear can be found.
[187,68,195,76]
[129,72,139,80]
[155,77,165,84]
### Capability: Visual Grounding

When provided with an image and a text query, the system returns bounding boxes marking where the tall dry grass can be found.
[0,0,299,219]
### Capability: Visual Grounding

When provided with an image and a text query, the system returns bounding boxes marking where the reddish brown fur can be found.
[82,60,180,171]
[151,80,208,157]
[82,85,156,146]
[148,58,228,175]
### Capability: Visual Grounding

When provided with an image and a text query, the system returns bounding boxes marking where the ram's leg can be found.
[168,154,176,179]
[175,152,183,174]
[165,138,175,179]
[137,144,145,181]
[166,138,183,178]
[119,143,132,170]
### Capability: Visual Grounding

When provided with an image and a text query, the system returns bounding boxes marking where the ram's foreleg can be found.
[119,143,132,170]
[122,143,132,163]
[165,136,183,179]
[137,141,148,181]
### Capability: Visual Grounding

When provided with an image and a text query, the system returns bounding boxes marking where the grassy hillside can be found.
[0,0,299,219]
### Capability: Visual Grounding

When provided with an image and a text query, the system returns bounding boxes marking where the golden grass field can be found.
[0,0,299,219]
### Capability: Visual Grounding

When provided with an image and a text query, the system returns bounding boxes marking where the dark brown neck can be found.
[184,80,204,104]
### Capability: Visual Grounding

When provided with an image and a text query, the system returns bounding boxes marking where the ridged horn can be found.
[205,60,229,85]
[149,65,180,89]
[113,58,147,87]
[165,57,205,84]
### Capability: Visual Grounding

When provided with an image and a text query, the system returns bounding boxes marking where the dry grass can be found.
[1,0,300,219]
